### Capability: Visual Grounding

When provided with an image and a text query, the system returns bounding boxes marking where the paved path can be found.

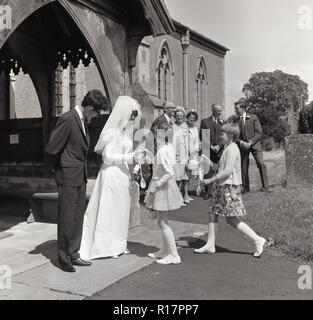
[88,198,313,300]
[0,211,206,300]
[0,197,312,300]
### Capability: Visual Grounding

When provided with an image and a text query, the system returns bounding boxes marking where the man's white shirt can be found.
[75,105,86,136]
[241,112,247,126]
[164,113,170,124]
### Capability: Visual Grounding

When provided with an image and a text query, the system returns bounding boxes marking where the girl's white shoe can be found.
[156,255,181,265]
[254,237,266,258]
[194,245,216,254]
[124,248,131,255]
[148,252,167,259]
[112,255,119,259]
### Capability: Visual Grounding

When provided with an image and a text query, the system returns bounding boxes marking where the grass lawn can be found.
[241,149,313,262]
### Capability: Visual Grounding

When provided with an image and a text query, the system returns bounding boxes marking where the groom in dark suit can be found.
[46,90,109,272]
[234,101,269,193]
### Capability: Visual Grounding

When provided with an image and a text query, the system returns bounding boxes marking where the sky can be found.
[164,0,313,116]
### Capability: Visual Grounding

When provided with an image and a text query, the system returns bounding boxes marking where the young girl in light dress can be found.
[145,124,184,265]
[194,123,267,257]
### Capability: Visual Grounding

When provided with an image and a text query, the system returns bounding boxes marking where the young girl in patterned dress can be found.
[194,123,266,257]
[145,124,184,265]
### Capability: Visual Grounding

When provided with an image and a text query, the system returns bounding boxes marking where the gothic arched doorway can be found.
[0,2,110,177]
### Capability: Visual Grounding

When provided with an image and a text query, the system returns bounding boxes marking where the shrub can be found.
[262,137,275,151]
[272,119,291,144]
[248,107,290,145]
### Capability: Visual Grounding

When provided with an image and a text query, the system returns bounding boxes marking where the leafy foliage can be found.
[241,70,308,113]
[236,70,308,144]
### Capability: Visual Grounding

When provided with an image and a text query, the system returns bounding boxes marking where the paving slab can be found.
[0,282,82,300]
[0,212,208,299]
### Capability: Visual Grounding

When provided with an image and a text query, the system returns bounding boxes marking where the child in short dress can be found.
[194,123,266,257]
[145,124,184,265]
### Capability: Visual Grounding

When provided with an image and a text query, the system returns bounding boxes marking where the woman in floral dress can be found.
[194,123,267,258]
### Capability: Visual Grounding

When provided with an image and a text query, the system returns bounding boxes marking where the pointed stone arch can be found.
[194,56,208,117]
[0,0,119,104]
[156,40,174,103]
[0,0,175,177]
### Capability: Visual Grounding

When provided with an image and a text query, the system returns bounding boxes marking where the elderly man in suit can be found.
[151,101,176,153]
[151,102,176,133]
[46,90,109,272]
[234,102,270,193]
[200,104,224,200]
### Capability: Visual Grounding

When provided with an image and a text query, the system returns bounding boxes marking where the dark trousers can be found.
[57,183,87,266]
[240,148,269,191]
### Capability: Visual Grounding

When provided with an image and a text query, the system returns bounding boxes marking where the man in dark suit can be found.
[234,102,269,193]
[151,101,176,154]
[46,90,109,272]
[151,102,175,133]
[200,104,224,200]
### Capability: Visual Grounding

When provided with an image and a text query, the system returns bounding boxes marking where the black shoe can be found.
[59,263,76,273]
[72,258,92,267]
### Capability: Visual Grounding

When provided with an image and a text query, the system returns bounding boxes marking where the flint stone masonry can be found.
[285,134,313,187]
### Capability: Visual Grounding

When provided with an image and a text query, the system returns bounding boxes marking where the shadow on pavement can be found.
[29,240,159,265]
[29,240,59,267]
[178,236,252,256]
[0,213,25,240]
[127,241,159,257]
[0,214,24,232]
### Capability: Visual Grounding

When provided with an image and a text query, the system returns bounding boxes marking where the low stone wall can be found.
[285,134,313,187]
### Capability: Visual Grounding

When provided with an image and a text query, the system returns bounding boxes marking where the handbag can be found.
[198,154,220,196]
[210,161,220,194]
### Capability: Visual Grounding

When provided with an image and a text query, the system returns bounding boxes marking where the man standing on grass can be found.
[234,101,270,193]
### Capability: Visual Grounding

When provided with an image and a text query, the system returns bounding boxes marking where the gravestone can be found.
[285,134,313,187]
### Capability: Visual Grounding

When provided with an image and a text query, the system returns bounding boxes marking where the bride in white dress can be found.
[79,96,142,260]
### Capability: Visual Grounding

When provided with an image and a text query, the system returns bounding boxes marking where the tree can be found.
[236,70,308,144]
